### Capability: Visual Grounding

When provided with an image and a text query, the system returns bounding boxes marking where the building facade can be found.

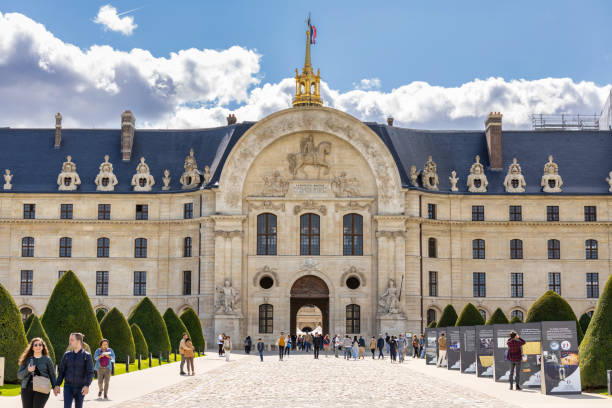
[1,28,610,346]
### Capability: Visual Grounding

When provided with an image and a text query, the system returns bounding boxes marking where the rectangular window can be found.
[346,304,361,334]
[98,204,111,220]
[510,239,523,259]
[257,213,277,255]
[23,204,35,219]
[510,272,523,298]
[96,271,109,296]
[258,304,273,334]
[58,270,65,279]
[427,203,436,220]
[428,271,438,297]
[586,273,599,298]
[343,214,363,256]
[136,204,148,220]
[584,206,596,222]
[20,270,33,295]
[183,270,192,295]
[472,205,484,221]
[59,237,72,257]
[184,203,193,219]
[473,272,486,297]
[300,213,320,256]
[547,206,559,221]
[60,204,73,220]
[548,272,561,295]
[133,271,147,296]
[509,205,522,221]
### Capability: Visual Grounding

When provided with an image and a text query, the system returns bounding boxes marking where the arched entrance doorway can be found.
[290,275,329,335]
[296,305,323,334]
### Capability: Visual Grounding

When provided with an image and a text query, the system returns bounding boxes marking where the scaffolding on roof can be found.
[530,113,600,130]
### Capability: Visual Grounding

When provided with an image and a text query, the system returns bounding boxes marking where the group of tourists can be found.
[216,333,233,361]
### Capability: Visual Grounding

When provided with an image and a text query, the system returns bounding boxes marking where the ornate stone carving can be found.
[57,156,81,191]
[503,158,526,193]
[203,166,211,184]
[606,171,612,192]
[179,149,201,189]
[214,230,243,239]
[541,155,563,193]
[331,172,360,197]
[420,155,439,190]
[162,170,171,190]
[467,155,488,193]
[298,258,321,273]
[335,201,372,212]
[261,171,289,196]
[215,279,240,313]
[131,157,155,191]
[94,155,118,191]
[249,200,285,212]
[378,279,401,315]
[287,134,331,178]
[375,230,405,239]
[253,265,279,287]
[340,266,366,288]
[409,165,419,187]
[449,170,459,192]
[3,169,12,190]
[290,275,329,297]
[293,200,327,215]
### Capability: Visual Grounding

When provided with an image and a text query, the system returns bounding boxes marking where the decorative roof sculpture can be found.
[94,155,118,191]
[541,155,563,193]
[179,149,201,189]
[420,155,439,190]
[504,158,526,193]
[467,155,488,193]
[131,157,155,191]
[57,155,81,191]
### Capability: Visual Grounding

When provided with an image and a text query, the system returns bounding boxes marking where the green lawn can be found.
[594,388,609,397]
[0,383,21,396]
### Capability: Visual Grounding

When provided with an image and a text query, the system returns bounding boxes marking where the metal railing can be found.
[530,113,600,130]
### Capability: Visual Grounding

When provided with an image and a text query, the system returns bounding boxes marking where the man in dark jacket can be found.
[313,334,323,359]
[506,331,526,390]
[54,332,94,408]
[377,334,385,359]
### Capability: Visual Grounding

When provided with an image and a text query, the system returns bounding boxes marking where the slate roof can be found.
[0,121,610,195]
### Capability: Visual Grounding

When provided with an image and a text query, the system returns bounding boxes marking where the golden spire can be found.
[293,20,322,107]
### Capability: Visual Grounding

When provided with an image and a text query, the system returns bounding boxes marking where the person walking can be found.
[351,336,359,360]
[182,338,195,375]
[412,335,419,358]
[419,334,426,358]
[397,335,405,363]
[256,338,265,362]
[223,335,232,362]
[284,334,292,358]
[358,336,366,359]
[333,335,341,358]
[93,339,115,399]
[507,331,526,390]
[323,335,330,357]
[385,333,390,355]
[54,333,94,408]
[436,333,447,367]
[17,337,57,408]
[376,334,385,359]
[313,334,322,359]
[304,333,312,353]
[178,332,189,375]
[277,332,285,361]
[244,336,252,354]
[369,336,377,359]
[343,336,352,359]
[217,333,224,357]
[389,336,397,363]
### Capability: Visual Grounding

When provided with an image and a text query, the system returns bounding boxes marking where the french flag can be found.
[309,24,317,44]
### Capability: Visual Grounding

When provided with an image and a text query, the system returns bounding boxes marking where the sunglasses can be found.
[33,343,43,347]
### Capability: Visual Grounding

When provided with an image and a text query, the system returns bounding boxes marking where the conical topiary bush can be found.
[486,308,509,325]
[100,308,136,363]
[578,274,611,389]
[23,313,35,333]
[130,323,149,358]
[578,313,591,334]
[26,315,56,364]
[41,270,102,357]
[163,308,189,353]
[0,283,28,383]
[427,321,437,328]
[128,297,170,355]
[180,307,205,352]
[96,308,107,322]
[509,315,523,324]
[437,304,458,327]
[525,290,584,343]
[455,303,485,326]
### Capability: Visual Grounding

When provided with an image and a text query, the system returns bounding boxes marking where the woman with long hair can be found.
[17,337,57,408]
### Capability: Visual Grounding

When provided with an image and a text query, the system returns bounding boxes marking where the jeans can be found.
[64,383,85,408]
[218,344,223,356]
[97,366,111,395]
[285,346,290,357]
[378,347,384,359]
[370,348,376,358]
[386,343,390,354]
[344,348,351,359]
[21,381,50,408]
[259,351,264,362]
[278,346,284,360]
[509,361,522,386]
[413,346,419,357]
[314,347,320,359]
[180,354,185,373]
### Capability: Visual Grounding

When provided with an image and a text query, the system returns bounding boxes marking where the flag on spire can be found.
[308,15,317,44]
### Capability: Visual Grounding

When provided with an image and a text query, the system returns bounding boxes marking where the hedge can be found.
[0,283,28,383]
[26,315,56,364]
[427,321,437,328]
[525,290,584,344]
[41,271,102,358]
[180,307,206,351]
[23,313,35,333]
[130,323,149,358]
[163,308,189,353]
[455,303,485,326]
[437,304,458,327]
[486,308,509,325]
[96,308,107,322]
[579,274,611,389]
[509,315,523,324]
[578,313,591,334]
[128,297,170,355]
[100,308,136,363]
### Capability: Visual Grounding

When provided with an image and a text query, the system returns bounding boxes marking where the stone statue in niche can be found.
[503,158,526,193]
[215,279,240,313]
[57,155,81,191]
[131,157,155,191]
[203,165,211,184]
[162,169,171,190]
[261,170,289,196]
[449,170,459,192]
[409,165,419,187]
[180,149,201,189]
[606,171,612,192]
[541,155,563,193]
[3,169,12,190]
[94,155,118,191]
[420,155,439,190]
[287,134,332,178]
[378,279,401,315]
[467,155,488,193]
[331,172,360,197]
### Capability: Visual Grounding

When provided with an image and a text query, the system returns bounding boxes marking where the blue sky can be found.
[0,1,610,128]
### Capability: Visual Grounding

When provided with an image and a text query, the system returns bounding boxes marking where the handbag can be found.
[31,363,51,394]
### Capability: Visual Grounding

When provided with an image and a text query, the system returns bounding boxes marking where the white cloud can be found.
[0,11,609,130]
[94,5,138,36]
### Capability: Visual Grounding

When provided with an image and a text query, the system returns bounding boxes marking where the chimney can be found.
[485,112,503,170]
[54,112,62,148]
[387,116,394,126]
[226,113,237,125]
[121,110,136,161]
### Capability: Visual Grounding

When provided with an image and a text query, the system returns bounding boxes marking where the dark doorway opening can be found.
[290,275,329,335]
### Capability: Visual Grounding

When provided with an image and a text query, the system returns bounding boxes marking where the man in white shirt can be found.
[217,333,225,357]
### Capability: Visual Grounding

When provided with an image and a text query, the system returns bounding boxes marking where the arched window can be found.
[300,213,320,255]
[548,239,560,259]
[134,238,147,258]
[59,237,72,257]
[257,213,277,255]
[346,304,360,334]
[585,239,598,259]
[22,237,34,257]
[20,307,33,323]
[183,237,192,257]
[426,309,437,326]
[510,239,523,259]
[472,239,485,259]
[510,310,524,321]
[97,238,110,258]
[258,304,273,334]
[343,213,363,255]
[479,309,487,321]
[428,238,437,258]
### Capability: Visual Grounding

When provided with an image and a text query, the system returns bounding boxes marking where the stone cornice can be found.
[0,218,203,225]
[406,217,612,227]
